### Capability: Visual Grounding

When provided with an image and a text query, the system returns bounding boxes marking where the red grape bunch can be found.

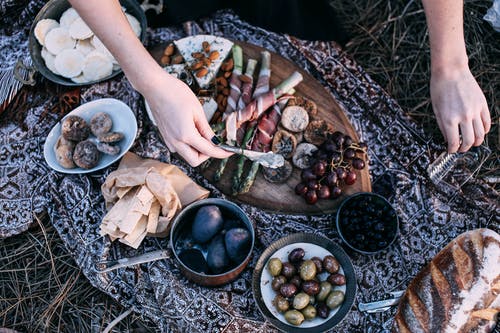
[294,131,368,204]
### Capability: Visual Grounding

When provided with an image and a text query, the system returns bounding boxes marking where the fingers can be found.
[481,106,491,134]
[444,121,460,153]
[188,134,233,159]
[193,114,233,159]
[458,121,474,152]
[472,118,485,147]
[174,141,209,167]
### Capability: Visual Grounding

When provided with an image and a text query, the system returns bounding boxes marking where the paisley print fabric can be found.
[0,3,498,332]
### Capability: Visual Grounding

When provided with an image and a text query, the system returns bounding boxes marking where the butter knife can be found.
[358,290,405,313]
[96,249,170,273]
[218,143,285,169]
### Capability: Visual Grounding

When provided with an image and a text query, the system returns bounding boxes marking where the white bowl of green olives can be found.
[252,233,356,332]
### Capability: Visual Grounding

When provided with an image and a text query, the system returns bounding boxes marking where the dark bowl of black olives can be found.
[335,192,399,254]
[170,198,254,286]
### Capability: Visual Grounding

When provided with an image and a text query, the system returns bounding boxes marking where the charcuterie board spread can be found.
[150,35,371,214]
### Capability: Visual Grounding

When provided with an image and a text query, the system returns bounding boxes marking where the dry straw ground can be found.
[1,0,498,332]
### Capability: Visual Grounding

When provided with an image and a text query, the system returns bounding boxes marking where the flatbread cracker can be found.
[82,50,113,81]
[45,27,76,55]
[147,200,161,234]
[121,215,148,246]
[60,8,80,28]
[34,18,59,46]
[54,49,84,78]
[75,38,95,56]
[41,47,59,75]
[69,17,93,40]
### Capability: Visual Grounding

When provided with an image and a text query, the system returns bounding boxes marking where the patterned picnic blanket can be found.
[0,2,498,332]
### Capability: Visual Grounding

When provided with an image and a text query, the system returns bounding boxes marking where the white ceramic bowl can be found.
[44,98,137,173]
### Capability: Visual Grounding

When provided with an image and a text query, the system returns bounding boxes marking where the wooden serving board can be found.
[151,41,371,214]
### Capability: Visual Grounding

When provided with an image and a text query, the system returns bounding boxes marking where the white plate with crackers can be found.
[44,98,137,174]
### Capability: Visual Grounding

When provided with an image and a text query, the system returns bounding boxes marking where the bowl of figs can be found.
[336,192,399,254]
[252,233,356,332]
[170,198,254,286]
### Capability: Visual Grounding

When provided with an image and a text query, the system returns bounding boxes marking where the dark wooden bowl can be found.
[170,198,255,286]
[28,0,147,86]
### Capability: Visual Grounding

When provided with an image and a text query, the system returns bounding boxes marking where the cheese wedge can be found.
[174,35,233,89]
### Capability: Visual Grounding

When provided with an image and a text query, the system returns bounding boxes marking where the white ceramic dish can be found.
[261,243,346,328]
[44,98,137,174]
[252,233,356,333]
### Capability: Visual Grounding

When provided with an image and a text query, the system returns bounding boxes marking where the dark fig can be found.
[206,235,229,274]
[178,248,209,274]
[224,227,251,263]
[191,205,224,243]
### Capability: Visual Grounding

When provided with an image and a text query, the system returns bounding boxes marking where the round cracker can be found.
[82,51,113,81]
[90,36,113,60]
[45,27,76,55]
[76,38,95,56]
[69,17,93,40]
[59,8,80,28]
[54,49,85,78]
[280,105,309,132]
[41,47,59,75]
[125,13,141,37]
[34,18,59,46]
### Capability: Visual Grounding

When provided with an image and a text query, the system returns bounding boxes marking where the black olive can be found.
[288,248,305,263]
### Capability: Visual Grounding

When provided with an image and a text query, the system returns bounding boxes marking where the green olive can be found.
[309,295,316,305]
[299,260,317,281]
[326,290,345,309]
[273,294,289,313]
[301,304,317,320]
[293,292,310,310]
[268,258,283,276]
[284,310,305,326]
[317,281,332,302]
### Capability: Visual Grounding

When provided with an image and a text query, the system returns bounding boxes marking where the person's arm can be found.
[68,0,231,166]
[422,0,491,153]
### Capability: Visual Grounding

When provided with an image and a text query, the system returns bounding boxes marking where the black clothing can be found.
[144,0,348,44]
